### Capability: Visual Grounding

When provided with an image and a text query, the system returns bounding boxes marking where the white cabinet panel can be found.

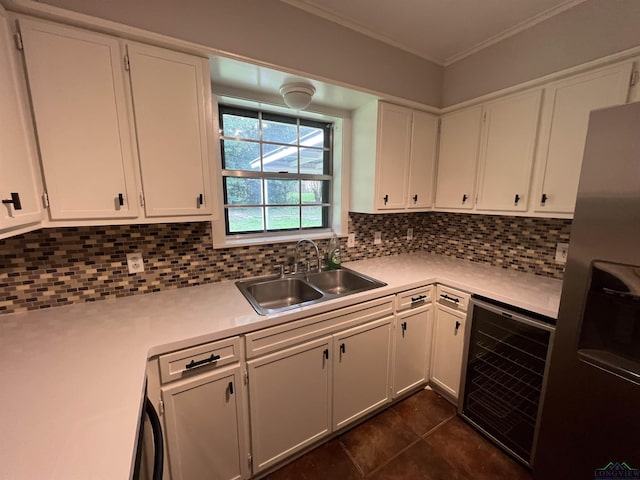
[247,337,332,474]
[476,90,542,211]
[535,62,632,213]
[407,112,438,209]
[333,317,392,429]
[0,11,42,234]
[392,304,433,397]
[19,18,138,220]
[435,106,482,210]
[128,43,213,217]
[375,103,412,210]
[430,304,466,401]
[161,365,245,480]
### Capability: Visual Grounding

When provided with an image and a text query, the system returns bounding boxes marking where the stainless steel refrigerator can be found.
[534,102,640,479]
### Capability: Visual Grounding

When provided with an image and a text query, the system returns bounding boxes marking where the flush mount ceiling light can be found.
[280,82,316,110]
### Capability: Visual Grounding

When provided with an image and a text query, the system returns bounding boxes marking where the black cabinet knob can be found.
[2,192,22,211]
[412,194,418,203]
[514,194,521,204]
[462,194,468,203]
[541,193,548,205]
[383,194,389,205]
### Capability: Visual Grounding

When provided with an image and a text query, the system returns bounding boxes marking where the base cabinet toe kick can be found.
[142,283,546,479]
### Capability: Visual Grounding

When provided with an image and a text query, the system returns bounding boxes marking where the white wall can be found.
[37,0,444,107]
[442,0,640,106]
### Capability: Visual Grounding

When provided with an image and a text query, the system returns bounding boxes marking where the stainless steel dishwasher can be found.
[458,295,555,468]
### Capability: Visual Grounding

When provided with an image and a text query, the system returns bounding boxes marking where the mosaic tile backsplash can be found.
[0,212,570,314]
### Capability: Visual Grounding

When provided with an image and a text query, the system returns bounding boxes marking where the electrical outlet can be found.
[126,252,145,274]
[407,228,414,241]
[347,233,355,248]
[374,231,382,245]
[555,243,569,264]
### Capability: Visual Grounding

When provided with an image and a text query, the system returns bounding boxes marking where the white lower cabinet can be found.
[246,337,332,474]
[430,285,470,402]
[392,303,433,398]
[161,364,247,480]
[332,317,393,430]
[430,304,466,400]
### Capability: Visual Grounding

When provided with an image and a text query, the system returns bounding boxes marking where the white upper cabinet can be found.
[19,18,139,220]
[533,62,632,214]
[476,90,542,212]
[407,111,438,209]
[351,101,438,213]
[0,10,43,235]
[434,106,482,210]
[127,43,213,217]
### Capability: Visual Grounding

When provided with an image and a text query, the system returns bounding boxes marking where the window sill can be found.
[212,229,346,249]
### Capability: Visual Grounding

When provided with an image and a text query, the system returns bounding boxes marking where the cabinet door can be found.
[161,365,246,480]
[476,90,542,211]
[247,337,332,474]
[375,103,412,210]
[0,12,42,233]
[333,317,392,429]
[407,111,438,209]
[127,43,213,217]
[434,106,482,209]
[535,62,632,213]
[19,19,138,220]
[430,304,466,400]
[392,304,433,397]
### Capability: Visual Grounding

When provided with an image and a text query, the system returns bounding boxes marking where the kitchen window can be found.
[219,106,333,235]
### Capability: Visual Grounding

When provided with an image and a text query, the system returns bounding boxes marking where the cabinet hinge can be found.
[248,453,253,468]
[42,191,49,208]
[139,192,145,207]
[630,70,639,87]
[243,370,249,385]
[14,32,23,51]
[124,54,130,71]
[158,400,164,416]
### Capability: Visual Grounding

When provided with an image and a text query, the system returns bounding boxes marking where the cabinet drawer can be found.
[396,285,433,311]
[245,296,394,359]
[159,336,240,384]
[436,285,470,312]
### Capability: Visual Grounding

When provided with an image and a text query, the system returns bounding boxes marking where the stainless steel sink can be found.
[236,267,386,315]
[305,269,381,295]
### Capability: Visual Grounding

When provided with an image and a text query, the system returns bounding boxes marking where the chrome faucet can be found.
[294,239,321,273]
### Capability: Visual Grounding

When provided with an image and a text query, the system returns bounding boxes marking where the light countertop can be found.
[0,253,562,480]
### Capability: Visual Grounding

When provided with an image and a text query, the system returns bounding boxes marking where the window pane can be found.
[301,180,329,203]
[266,206,300,230]
[263,144,298,173]
[300,125,325,147]
[221,113,259,140]
[263,118,297,144]
[227,207,264,233]
[302,206,324,228]
[266,179,299,204]
[224,178,262,205]
[222,140,260,171]
[299,148,325,174]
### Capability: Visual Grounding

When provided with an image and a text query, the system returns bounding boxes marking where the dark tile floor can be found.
[265,388,532,480]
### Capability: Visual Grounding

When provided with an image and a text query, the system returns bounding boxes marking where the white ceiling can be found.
[281,0,586,65]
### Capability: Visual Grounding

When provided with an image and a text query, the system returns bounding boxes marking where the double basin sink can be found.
[236,268,387,315]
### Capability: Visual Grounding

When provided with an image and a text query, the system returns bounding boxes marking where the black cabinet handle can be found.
[323,348,329,360]
[118,193,124,207]
[185,353,220,370]
[514,194,521,204]
[228,381,234,395]
[340,343,346,354]
[411,295,427,303]
[412,194,418,203]
[541,193,548,205]
[383,194,389,205]
[440,294,460,303]
[455,321,461,331]
[401,321,407,333]
[462,194,468,203]
[197,193,204,207]
[2,192,22,211]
